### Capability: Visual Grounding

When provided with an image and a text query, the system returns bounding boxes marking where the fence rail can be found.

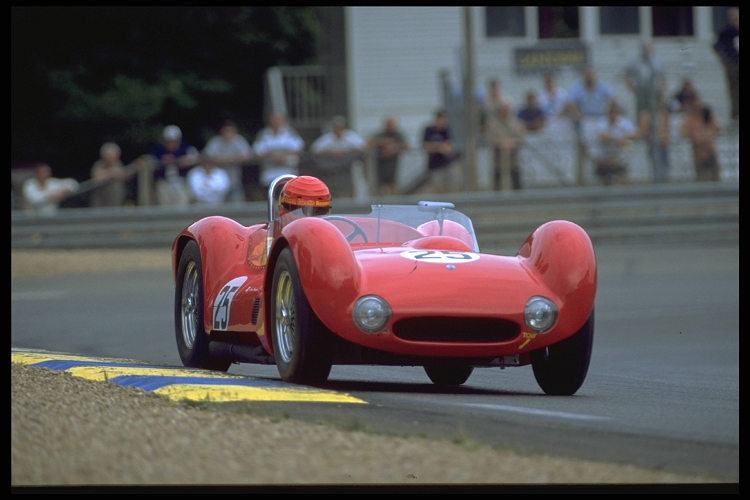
[11,182,738,252]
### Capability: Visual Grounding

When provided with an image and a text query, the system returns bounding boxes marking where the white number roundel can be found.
[400,250,479,263]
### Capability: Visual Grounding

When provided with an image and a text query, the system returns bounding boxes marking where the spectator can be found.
[22,162,78,216]
[367,115,409,195]
[310,115,365,198]
[624,40,666,123]
[516,90,547,133]
[187,155,231,205]
[714,7,739,121]
[420,109,459,193]
[566,67,616,176]
[485,78,514,112]
[486,101,526,191]
[150,125,200,206]
[680,100,723,182]
[591,99,638,186]
[253,112,305,190]
[638,90,672,183]
[202,120,253,202]
[89,142,133,207]
[537,72,569,119]
[669,78,700,115]
[481,78,514,133]
[566,66,615,126]
[624,40,667,181]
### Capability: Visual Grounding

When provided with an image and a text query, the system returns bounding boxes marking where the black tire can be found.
[424,360,474,386]
[174,240,231,372]
[531,310,594,395]
[270,247,333,384]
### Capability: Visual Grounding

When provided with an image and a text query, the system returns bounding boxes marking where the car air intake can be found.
[392,317,519,343]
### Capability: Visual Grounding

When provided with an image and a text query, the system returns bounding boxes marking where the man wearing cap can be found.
[150,125,200,206]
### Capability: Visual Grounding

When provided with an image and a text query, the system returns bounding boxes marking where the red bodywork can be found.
[172,212,596,366]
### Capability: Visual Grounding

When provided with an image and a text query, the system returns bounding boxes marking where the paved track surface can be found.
[11,242,738,486]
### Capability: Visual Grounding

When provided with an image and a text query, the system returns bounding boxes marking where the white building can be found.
[275,6,738,191]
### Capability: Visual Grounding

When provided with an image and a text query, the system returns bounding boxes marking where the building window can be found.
[538,6,579,39]
[599,6,639,35]
[485,6,525,38]
[652,6,694,37]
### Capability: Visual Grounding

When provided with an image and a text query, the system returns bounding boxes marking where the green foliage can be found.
[11,6,322,179]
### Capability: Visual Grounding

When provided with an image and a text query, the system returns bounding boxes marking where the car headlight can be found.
[524,296,558,333]
[352,295,391,333]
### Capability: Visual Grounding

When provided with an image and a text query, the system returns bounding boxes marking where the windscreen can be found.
[288,203,479,251]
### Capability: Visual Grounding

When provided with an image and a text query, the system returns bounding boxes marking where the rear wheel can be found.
[174,240,231,372]
[424,360,474,386]
[270,247,332,384]
[531,310,594,395]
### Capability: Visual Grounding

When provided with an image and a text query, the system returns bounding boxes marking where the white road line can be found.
[463,403,609,421]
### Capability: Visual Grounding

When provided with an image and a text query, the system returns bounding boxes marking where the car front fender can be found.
[517,220,597,334]
[279,217,363,330]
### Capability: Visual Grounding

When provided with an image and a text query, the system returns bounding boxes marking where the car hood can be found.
[352,246,541,315]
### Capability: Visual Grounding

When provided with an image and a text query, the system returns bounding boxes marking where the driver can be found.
[278,175,332,223]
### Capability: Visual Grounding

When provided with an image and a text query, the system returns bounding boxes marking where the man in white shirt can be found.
[202,120,253,202]
[22,162,79,216]
[592,99,638,185]
[310,115,365,198]
[187,156,231,205]
[252,112,305,189]
[538,72,569,119]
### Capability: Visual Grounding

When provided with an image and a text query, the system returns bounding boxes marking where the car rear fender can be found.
[517,220,597,333]
[173,216,262,326]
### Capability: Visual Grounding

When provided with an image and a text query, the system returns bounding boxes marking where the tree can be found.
[11,6,321,180]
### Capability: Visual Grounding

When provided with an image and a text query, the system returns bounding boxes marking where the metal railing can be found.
[11,181,738,251]
[265,65,328,129]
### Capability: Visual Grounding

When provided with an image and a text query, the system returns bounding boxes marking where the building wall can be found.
[347,7,462,141]
[345,7,736,190]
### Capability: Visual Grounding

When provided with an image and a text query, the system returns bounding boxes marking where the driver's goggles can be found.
[301,205,332,217]
[282,202,331,217]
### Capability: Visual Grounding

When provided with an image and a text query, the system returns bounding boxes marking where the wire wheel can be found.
[174,240,231,372]
[273,269,297,364]
[180,261,200,350]
[270,247,332,383]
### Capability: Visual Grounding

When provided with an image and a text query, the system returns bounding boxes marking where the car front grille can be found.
[392,317,520,343]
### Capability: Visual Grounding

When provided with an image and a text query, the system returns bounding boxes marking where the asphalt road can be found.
[11,241,739,482]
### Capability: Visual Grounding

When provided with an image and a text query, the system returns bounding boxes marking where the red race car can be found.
[172,174,597,395]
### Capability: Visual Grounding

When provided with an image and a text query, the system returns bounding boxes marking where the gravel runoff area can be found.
[11,249,726,489]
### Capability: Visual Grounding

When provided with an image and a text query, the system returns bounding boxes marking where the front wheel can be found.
[270,247,333,384]
[424,360,474,386]
[174,240,231,372]
[531,310,594,395]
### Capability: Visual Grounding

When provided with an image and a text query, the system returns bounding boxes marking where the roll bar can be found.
[267,174,297,222]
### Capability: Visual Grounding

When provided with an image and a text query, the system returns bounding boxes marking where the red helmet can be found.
[279,176,331,217]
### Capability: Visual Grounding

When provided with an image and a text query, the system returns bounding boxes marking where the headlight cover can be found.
[352,295,391,333]
[524,296,558,333]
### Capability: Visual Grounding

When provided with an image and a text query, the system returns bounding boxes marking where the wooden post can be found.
[501,148,512,192]
[137,158,154,206]
[576,135,586,186]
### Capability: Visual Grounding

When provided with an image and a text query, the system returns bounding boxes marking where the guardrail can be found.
[11,181,738,251]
